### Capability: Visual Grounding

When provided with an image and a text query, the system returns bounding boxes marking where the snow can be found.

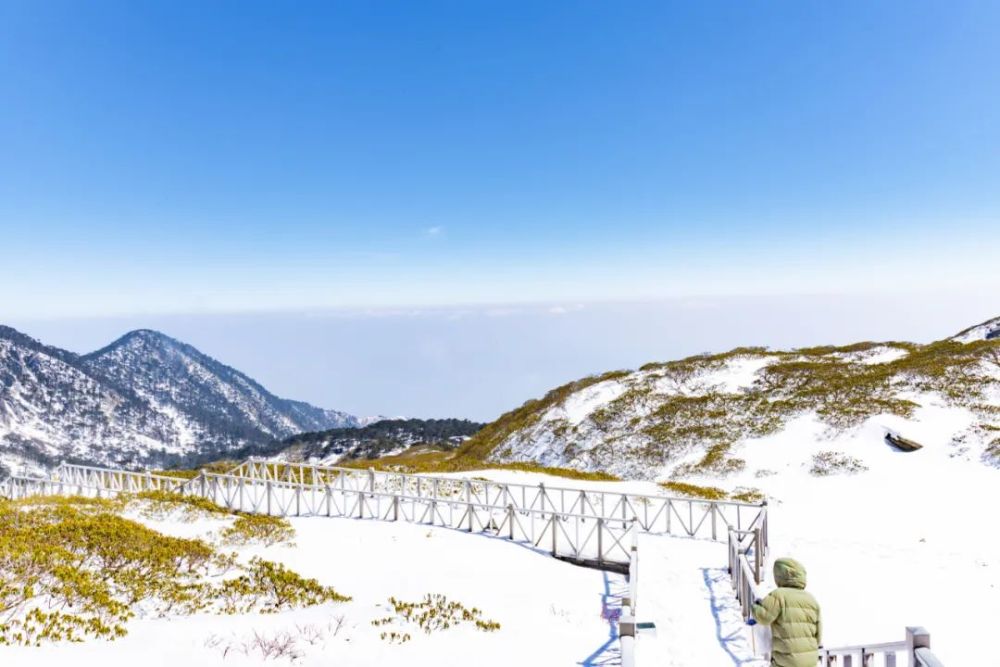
[834,345,910,365]
[951,316,1000,343]
[699,356,774,393]
[556,379,628,426]
[6,514,639,666]
[635,535,763,666]
[719,405,999,666]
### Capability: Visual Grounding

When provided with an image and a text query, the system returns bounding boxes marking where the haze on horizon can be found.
[2,2,998,419]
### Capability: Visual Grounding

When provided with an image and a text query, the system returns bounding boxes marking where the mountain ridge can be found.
[455,316,1000,480]
[0,325,360,473]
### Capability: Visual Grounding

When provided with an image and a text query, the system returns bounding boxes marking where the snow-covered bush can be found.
[371,594,500,642]
[0,496,348,646]
[809,451,868,476]
[220,514,296,546]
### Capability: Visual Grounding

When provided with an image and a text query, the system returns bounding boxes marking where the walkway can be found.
[634,534,766,667]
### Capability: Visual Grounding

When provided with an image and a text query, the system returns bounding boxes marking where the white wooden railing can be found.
[186,469,639,567]
[2,462,953,666]
[229,458,768,544]
[727,508,768,621]
[819,626,944,666]
[618,527,640,667]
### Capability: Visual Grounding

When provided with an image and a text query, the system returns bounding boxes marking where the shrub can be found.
[730,487,765,504]
[130,489,230,519]
[371,594,500,642]
[220,515,295,547]
[0,497,349,645]
[216,558,350,614]
[659,481,728,501]
[810,451,868,476]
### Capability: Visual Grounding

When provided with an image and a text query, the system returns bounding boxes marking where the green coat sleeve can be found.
[752,591,782,626]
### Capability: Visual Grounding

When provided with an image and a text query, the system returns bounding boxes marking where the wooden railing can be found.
[228,458,768,544]
[1,461,955,666]
[727,507,768,621]
[819,627,945,666]
[618,527,640,667]
[186,469,640,568]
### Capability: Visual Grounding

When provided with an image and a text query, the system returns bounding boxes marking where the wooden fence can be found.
[819,627,944,666]
[229,458,768,544]
[3,462,952,666]
[618,528,640,667]
[187,469,640,568]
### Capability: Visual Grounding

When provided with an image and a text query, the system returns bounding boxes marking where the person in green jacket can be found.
[749,557,822,667]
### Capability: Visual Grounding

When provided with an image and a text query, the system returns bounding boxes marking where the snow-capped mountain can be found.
[0,326,360,474]
[460,316,1000,479]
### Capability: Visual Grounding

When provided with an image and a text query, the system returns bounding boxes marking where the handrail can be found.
[222,459,769,546]
[915,646,945,667]
[236,457,766,510]
[819,625,944,666]
[619,526,639,667]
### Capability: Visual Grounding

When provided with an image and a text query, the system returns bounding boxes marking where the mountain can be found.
[267,418,485,464]
[457,317,1000,480]
[950,315,1000,343]
[0,327,360,473]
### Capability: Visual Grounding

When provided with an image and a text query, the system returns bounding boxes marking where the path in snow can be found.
[635,534,766,667]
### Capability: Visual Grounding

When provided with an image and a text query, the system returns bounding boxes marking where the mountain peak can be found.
[951,315,1000,343]
[98,329,183,352]
[2,324,359,472]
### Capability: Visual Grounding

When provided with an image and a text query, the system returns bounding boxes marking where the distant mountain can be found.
[0,327,360,473]
[261,418,484,464]
[457,317,1000,478]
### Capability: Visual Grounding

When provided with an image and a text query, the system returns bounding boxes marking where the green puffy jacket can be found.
[752,558,822,667]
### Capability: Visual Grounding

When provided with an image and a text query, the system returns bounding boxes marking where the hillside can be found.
[458,316,1000,482]
[220,418,485,465]
[0,327,360,474]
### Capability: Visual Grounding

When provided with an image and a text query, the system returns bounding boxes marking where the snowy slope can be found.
[950,314,1000,343]
[0,327,359,472]
[2,513,666,667]
[467,319,1000,479]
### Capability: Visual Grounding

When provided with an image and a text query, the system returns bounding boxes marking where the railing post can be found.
[905,627,930,667]
[760,500,769,555]
[393,494,400,521]
[507,504,515,540]
[711,503,717,540]
[597,518,604,563]
[753,527,762,583]
[368,468,375,493]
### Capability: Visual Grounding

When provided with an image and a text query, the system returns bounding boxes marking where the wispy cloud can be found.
[423,226,445,237]
[548,304,585,316]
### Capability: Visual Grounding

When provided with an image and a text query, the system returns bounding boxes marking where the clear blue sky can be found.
[2,2,999,418]
[2,1,998,318]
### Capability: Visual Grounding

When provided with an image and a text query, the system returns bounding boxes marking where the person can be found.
[748,557,822,667]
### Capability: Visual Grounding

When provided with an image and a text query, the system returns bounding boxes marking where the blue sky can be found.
[1,2,999,417]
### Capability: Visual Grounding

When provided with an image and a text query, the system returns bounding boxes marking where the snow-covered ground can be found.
[6,401,998,665]
[2,512,634,666]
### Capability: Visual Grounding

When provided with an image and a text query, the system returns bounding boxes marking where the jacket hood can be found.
[773,558,807,589]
